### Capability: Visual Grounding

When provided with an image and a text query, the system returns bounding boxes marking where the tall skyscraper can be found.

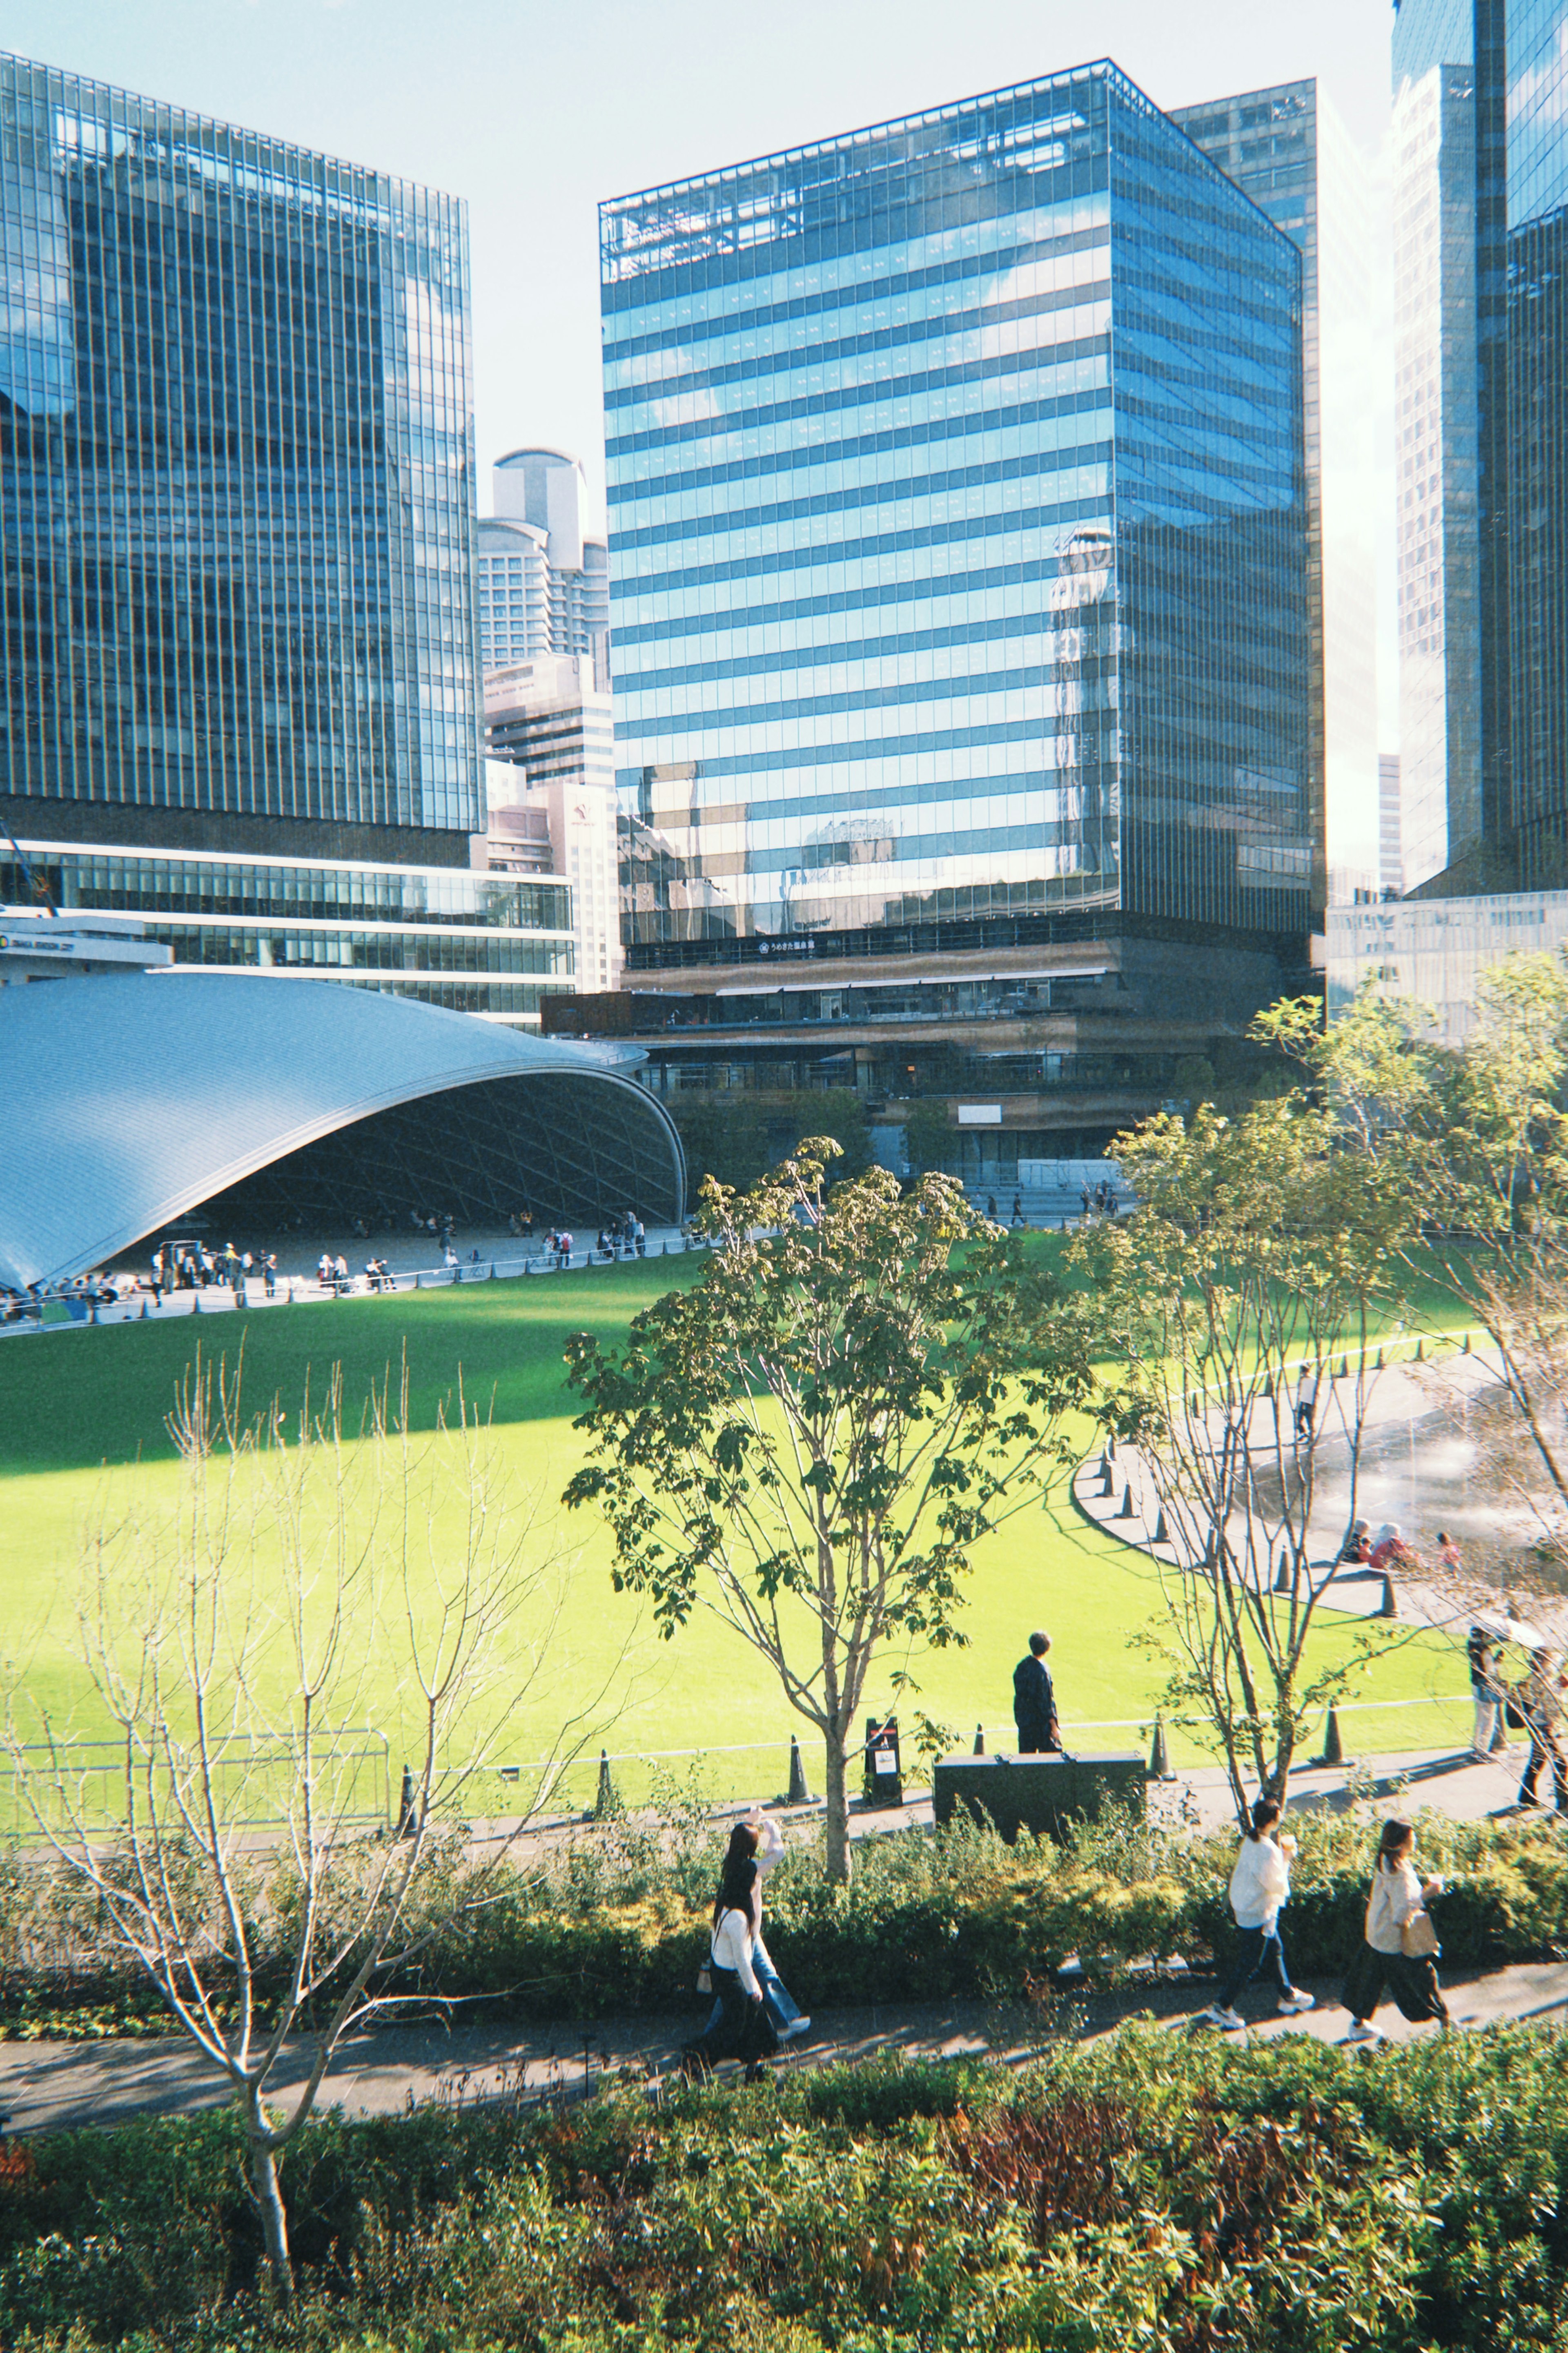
[1380,753,1405,895]
[0,53,571,1028]
[476,449,610,683]
[481,653,621,992]
[1389,0,1568,892]
[1172,81,1378,902]
[596,62,1312,1162]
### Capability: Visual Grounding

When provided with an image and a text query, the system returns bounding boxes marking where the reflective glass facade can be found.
[1327,887,1568,1048]
[0,51,482,849]
[1390,0,1568,892]
[0,839,571,1023]
[601,63,1310,970]
[1173,80,1378,914]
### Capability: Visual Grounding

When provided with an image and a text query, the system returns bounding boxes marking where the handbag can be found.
[1401,1907,1440,1959]
[695,1965,712,1994]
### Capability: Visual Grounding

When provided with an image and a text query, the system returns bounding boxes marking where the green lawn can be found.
[0,1249,1475,1810]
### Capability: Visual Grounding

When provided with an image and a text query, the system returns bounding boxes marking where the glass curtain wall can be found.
[0,51,481,839]
[600,62,1309,966]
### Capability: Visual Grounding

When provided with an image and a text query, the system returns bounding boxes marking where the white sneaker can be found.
[1344,2020,1380,2044]
[780,2016,812,2041]
[1278,1990,1316,2014]
[1202,2003,1245,2030]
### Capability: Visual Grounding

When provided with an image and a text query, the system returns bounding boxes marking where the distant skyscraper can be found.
[1390,0,1568,893]
[482,653,621,992]
[1172,80,1377,906]
[1380,753,1405,894]
[0,53,576,1029]
[476,450,610,684]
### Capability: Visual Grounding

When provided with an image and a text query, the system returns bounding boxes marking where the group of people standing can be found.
[151,1242,278,1303]
[1469,1627,1568,1811]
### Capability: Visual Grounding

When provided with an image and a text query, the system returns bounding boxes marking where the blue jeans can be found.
[705,1940,800,2036]
[1216,1923,1293,2010]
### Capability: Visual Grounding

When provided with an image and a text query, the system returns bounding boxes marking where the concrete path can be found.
[3,1950,1564,2139]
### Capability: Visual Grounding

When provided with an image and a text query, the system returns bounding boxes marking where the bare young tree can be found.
[1075,1091,1419,1820]
[5,1351,602,2300]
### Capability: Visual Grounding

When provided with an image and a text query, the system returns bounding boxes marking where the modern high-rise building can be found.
[0,52,573,1027]
[476,450,610,684]
[1389,0,1568,894]
[1172,80,1378,900]
[480,654,621,993]
[595,61,1313,1164]
[1379,753,1405,896]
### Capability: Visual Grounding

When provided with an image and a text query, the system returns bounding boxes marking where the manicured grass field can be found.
[0,1247,1476,1808]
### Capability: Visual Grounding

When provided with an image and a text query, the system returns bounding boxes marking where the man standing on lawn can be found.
[1012,1630,1061,1753]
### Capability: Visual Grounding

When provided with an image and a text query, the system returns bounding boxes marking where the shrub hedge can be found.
[2,1802,1566,2039]
[2,2027,1568,2347]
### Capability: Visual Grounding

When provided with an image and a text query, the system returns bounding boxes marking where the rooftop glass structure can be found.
[600,60,1311,973]
[0,50,483,857]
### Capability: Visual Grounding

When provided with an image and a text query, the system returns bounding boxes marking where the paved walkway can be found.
[1069,1343,1568,1645]
[2,1953,1564,2138]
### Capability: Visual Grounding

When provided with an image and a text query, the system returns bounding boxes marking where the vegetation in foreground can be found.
[3,2025,1568,2349]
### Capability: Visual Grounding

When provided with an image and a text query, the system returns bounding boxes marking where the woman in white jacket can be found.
[1202,1796,1316,2030]
[681,1831,780,2079]
[1343,1818,1450,2043]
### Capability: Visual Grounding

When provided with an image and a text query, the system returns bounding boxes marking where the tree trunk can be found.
[823,1732,852,1885]
[249,2129,293,2302]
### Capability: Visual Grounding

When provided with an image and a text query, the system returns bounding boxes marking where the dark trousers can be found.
[1520,1733,1568,1809]
[685,1965,777,2071]
[1216,1923,1293,2010]
[1343,1940,1448,2025]
[1014,1721,1061,1755]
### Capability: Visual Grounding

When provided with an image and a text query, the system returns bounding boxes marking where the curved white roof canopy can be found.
[0,974,684,1291]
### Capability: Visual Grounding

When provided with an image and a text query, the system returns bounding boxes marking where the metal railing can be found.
[0,1728,391,1836]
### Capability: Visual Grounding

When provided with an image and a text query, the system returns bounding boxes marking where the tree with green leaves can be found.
[1073,1085,1417,1820]
[563,1144,1095,1880]
[1268,960,1568,1581]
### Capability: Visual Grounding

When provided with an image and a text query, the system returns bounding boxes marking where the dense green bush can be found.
[3,2029,1568,2347]
[2,1803,1566,2041]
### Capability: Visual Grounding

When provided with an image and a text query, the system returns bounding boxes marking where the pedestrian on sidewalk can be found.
[699,1814,811,2046]
[1343,1819,1449,2043]
[1201,1797,1316,2031]
[1512,1648,1568,1812]
[682,1829,780,2080]
[1467,1624,1503,1759]
[1293,1364,1319,1443]
[1012,1630,1061,1754]
[1338,1519,1372,1565]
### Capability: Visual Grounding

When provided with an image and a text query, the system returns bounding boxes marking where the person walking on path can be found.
[1343,1819,1449,2043]
[700,1814,811,2046]
[682,1830,780,2080]
[1012,1631,1061,1754]
[1293,1364,1319,1443]
[1513,1649,1568,1811]
[1201,1797,1316,2031]
[1467,1625,1504,1760]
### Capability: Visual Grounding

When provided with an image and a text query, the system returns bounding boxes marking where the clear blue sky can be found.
[4,0,1394,495]
[1,0,1401,836]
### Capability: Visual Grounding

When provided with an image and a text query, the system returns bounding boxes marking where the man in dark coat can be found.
[1012,1630,1060,1753]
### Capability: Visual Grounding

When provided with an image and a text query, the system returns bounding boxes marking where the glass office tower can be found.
[1390,0,1568,893]
[601,62,1310,986]
[1173,80,1378,914]
[0,50,483,862]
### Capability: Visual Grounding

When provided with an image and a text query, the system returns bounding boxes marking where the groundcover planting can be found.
[1,2027,1566,2349]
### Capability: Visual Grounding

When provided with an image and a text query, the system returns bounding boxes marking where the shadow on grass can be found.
[0,1258,701,1476]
